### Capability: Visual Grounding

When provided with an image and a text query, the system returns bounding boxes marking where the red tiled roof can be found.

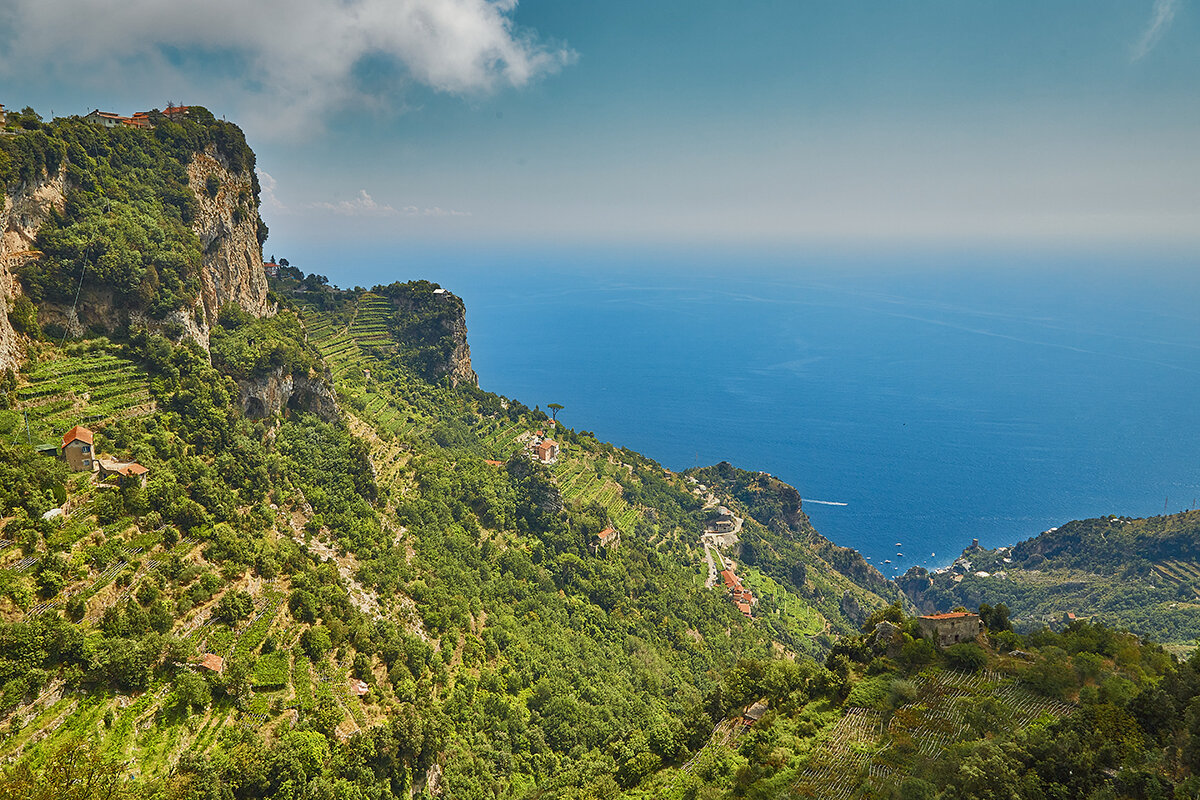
[484,459,505,467]
[119,463,149,476]
[920,612,978,621]
[598,526,618,543]
[736,601,752,616]
[62,426,94,447]
[198,653,224,672]
[720,570,738,588]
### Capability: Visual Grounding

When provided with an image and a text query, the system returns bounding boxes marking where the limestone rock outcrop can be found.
[236,365,339,423]
[186,148,271,324]
[0,168,67,373]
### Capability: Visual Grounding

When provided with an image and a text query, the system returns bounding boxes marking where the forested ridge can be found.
[1,108,1198,799]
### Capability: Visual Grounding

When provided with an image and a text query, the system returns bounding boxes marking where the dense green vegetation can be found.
[900,512,1200,649]
[1,105,260,317]
[2,118,1198,799]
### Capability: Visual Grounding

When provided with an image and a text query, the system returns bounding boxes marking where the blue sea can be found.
[320,245,1200,576]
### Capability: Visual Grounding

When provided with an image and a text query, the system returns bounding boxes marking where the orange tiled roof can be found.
[920,612,978,621]
[198,653,224,671]
[62,426,94,447]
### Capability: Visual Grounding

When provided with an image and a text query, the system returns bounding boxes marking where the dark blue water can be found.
[321,246,1200,574]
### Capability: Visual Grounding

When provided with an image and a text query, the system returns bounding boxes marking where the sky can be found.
[1,1,1198,254]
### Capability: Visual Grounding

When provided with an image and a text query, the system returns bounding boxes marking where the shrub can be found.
[944,642,988,672]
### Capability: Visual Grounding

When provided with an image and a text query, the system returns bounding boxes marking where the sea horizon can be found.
[307,244,1200,574]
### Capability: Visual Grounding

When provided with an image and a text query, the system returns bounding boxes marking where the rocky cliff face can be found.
[186,148,271,324]
[377,283,478,388]
[237,365,339,423]
[443,302,478,388]
[0,143,272,370]
[0,168,67,373]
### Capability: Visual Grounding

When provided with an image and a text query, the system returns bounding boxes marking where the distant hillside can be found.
[899,511,1200,649]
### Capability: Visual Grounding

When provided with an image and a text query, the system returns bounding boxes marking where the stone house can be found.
[62,426,96,472]
[98,457,150,488]
[918,611,983,647]
[534,438,559,464]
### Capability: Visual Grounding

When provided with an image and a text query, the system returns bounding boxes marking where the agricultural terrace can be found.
[3,340,152,447]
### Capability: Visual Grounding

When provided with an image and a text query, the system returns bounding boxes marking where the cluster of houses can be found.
[719,566,755,618]
[83,104,190,130]
[58,425,150,487]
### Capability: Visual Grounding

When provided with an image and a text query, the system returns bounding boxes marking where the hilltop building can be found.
[61,426,96,472]
[0,104,6,126]
[85,104,190,130]
[918,611,983,647]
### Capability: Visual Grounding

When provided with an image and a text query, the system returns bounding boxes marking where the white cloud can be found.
[256,170,286,212]
[307,190,470,218]
[1131,0,1180,61]
[0,0,574,134]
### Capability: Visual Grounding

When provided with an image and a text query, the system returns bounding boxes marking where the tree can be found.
[214,589,253,623]
[547,403,564,422]
[0,736,133,800]
[172,669,211,713]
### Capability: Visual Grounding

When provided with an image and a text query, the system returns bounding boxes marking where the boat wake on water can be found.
[801,498,848,506]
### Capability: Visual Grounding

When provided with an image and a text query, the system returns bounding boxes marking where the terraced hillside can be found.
[791,668,1074,798]
[292,288,898,652]
[4,342,152,447]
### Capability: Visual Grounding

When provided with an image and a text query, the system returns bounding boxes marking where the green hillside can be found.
[1,112,1199,798]
[900,512,1200,651]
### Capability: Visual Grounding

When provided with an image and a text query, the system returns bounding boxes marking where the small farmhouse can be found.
[590,526,621,554]
[98,457,150,488]
[534,438,559,464]
[61,426,96,472]
[918,611,983,648]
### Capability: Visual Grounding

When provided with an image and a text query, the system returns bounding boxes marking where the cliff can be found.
[367,281,478,387]
[0,167,66,372]
[237,364,338,422]
[0,109,271,367]
[186,148,271,323]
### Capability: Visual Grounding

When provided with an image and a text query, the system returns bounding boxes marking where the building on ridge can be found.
[917,611,983,648]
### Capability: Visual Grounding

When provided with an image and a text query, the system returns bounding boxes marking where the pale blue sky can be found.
[1,1,1197,253]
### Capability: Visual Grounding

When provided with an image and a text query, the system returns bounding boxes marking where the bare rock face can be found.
[237,365,339,422]
[0,168,67,373]
[187,149,271,324]
[443,304,478,388]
